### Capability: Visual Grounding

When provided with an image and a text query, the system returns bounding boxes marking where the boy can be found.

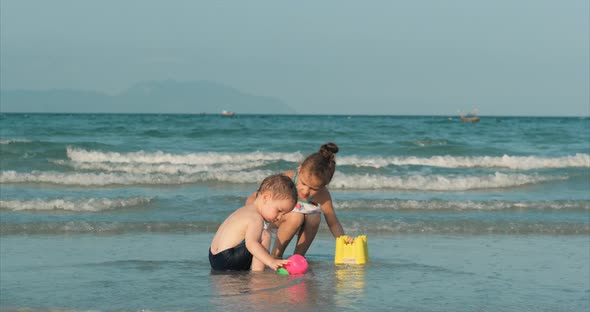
[209,174,298,271]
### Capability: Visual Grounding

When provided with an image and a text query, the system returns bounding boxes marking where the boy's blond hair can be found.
[256,174,297,203]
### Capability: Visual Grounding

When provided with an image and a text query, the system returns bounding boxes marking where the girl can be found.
[246,142,350,258]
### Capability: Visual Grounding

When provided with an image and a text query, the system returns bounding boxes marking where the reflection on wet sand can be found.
[209,270,313,311]
[334,264,366,306]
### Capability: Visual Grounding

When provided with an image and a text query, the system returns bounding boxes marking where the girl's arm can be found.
[318,192,345,238]
[320,191,354,243]
[245,191,256,205]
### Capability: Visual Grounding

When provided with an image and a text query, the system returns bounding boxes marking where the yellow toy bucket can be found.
[334,235,369,264]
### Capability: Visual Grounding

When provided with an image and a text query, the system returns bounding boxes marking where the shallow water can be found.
[1,113,589,311]
[1,233,588,311]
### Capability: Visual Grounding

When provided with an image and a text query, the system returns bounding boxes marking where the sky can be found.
[1,0,589,116]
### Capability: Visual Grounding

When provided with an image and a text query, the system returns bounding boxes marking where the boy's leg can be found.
[293,214,321,256]
[271,212,304,258]
[251,229,271,271]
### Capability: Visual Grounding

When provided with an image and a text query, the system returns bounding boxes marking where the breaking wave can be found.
[0,170,565,191]
[66,147,304,165]
[0,197,153,212]
[338,153,590,170]
[335,199,590,211]
[2,220,587,235]
[66,148,590,170]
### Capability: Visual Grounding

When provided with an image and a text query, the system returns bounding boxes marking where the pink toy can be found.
[283,254,308,275]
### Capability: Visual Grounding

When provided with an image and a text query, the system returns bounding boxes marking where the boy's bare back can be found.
[209,204,263,255]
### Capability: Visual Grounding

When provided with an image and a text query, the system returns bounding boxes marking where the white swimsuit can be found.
[292,200,321,215]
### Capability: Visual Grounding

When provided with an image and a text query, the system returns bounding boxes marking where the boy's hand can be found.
[269,259,290,271]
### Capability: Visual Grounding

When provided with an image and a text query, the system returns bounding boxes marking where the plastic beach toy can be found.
[276,267,289,275]
[334,235,369,264]
[281,254,308,275]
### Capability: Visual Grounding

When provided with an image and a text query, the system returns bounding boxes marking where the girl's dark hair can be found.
[300,142,339,185]
[256,174,298,203]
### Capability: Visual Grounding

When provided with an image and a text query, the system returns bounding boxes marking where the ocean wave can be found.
[54,159,268,174]
[66,148,590,170]
[1,220,587,236]
[66,147,304,165]
[0,197,153,212]
[342,220,590,235]
[335,199,590,211]
[0,138,33,144]
[329,172,565,191]
[0,170,565,190]
[0,221,219,235]
[412,139,449,147]
[338,153,590,170]
[0,170,272,186]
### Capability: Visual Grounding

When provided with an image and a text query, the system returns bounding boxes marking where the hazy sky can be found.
[1,0,588,116]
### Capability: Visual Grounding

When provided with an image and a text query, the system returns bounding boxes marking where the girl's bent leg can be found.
[293,214,321,256]
[271,212,304,258]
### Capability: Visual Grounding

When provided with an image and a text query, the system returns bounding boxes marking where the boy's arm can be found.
[244,218,289,270]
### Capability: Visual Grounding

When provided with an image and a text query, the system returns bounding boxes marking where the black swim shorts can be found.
[209,240,253,271]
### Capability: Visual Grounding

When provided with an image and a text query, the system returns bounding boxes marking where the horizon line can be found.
[1,112,588,118]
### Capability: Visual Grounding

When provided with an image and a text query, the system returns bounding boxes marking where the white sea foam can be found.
[1,169,564,190]
[2,219,586,235]
[329,172,565,191]
[65,148,589,170]
[0,197,153,212]
[413,139,448,146]
[66,147,304,165]
[338,153,590,170]
[0,138,32,144]
[54,159,268,174]
[0,170,272,186]
[0,221,224,235]
[342,220,590,235]
[335,199,590,211]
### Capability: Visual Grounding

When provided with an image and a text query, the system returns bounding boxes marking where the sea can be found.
[1,113,589,312]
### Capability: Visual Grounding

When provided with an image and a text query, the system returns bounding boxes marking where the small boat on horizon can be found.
[460,114,480,122]
[459,108,480,123]
[221,110,235,116]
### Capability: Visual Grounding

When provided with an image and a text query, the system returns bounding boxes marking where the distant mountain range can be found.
[0,80,295,114]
